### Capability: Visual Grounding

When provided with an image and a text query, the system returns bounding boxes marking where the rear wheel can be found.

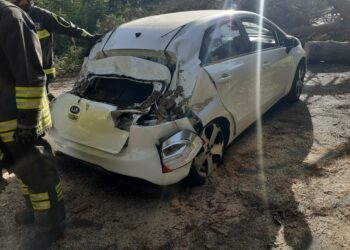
[185,122,225,186]
[285,63,306,102]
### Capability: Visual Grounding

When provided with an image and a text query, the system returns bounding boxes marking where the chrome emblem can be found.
[70,106,80,114]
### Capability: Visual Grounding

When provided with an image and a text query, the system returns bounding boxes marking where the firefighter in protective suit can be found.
[0,1,65,249]
[9,0,100,99]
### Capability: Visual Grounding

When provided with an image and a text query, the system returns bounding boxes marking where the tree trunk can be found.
[305,41,350,63]
[328,0,350,19]
[287,20,350,36]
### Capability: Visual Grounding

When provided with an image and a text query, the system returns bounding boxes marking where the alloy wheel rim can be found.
[193,123,224,178]
[296,66,305,97]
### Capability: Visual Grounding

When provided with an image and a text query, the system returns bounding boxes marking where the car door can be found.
[239,18,293,109]
[201,19,258,132]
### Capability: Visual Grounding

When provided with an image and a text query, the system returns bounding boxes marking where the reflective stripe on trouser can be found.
[0,119,16,143]
[29,183,64,211]
[32,182,66,232]
[17,178,29,195]
[3,138,66,231]
[17,178,34,213]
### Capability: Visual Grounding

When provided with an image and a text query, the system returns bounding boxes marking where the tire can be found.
[285,62,306,103]
[184,122,225,187]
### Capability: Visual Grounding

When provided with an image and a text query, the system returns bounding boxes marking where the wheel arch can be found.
[285,56,307,95]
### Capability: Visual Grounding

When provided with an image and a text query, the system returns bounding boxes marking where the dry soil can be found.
[1,63,349,250]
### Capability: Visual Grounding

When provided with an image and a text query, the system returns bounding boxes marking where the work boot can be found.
[25,183,66,250]
[15,209,34,225]
[24,205,66,250]
[25,225,65,250]
[15,195,34,225]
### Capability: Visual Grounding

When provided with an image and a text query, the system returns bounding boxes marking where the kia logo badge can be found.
[70,106,80,114]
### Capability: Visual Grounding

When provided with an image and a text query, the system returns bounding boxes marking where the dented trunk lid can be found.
[84,56,172,83]
[51,93,129,154]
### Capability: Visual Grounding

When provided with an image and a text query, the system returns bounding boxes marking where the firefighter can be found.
[0,1,65,249]
[9,0,101,100]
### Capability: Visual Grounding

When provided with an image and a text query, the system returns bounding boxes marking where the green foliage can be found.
[55,46,85,77]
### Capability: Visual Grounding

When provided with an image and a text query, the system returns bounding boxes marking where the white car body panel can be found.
[50,10,306,185]
[189,67,236,139]
[52,117,195,185]
[204,54,257,133]
[52,94,129,154]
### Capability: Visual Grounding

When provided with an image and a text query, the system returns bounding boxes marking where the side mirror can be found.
[285,36,300,54]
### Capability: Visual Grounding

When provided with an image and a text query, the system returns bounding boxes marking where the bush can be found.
[55,46,86,77]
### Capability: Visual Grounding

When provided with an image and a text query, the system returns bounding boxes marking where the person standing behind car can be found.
[9,0,101,100]
[0,1,66,249]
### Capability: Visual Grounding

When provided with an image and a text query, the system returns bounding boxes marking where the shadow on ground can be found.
[53,64,350,249]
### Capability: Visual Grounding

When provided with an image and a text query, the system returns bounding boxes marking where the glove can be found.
[90,34,104,45]
[14,128,38,145]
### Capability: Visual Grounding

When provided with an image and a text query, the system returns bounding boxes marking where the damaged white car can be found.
[50,10,306,186]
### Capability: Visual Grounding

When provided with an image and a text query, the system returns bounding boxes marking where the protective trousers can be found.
[1,137,65,233]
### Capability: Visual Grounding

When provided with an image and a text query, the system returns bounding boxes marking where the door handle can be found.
[262,61,270,67]
[219,73,232,82]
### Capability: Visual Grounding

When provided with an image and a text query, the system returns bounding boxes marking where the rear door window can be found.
[200,20,249,65]
[241,20,279,51]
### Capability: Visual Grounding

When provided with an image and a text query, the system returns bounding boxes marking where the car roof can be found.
[100,10,260,55]
[120,10,236,32]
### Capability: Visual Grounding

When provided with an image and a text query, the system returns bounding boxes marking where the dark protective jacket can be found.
[0,0,51,149]
[28,5,94,79]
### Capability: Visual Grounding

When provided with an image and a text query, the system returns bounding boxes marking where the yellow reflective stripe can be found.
[16,87,45,98]
[0,131,15,142]
[30,192,49,202]
[37,114,52,131]
[81,29,91,37]
[56,183,64,201]
[0,150,4,160]
[32,201,51,211]
[37,29,50,39]
[17,178,27,187]
[41,107,51,117]
[16,87,45,91]
[16,98,43,109]
[20,187,30,195]
[52,13,71,28]
[57,193,63,201]
[44,68,56,75]
[0,119,17,132]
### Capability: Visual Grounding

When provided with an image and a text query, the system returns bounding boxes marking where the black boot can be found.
[25,183,66,250]
[15,209,34,225]
[26,224,65,250]
[15,195,34,225]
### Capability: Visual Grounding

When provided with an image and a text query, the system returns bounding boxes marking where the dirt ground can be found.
[1,63,349,250]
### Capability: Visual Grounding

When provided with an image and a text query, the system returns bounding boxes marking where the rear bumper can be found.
[49,118,196,185]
